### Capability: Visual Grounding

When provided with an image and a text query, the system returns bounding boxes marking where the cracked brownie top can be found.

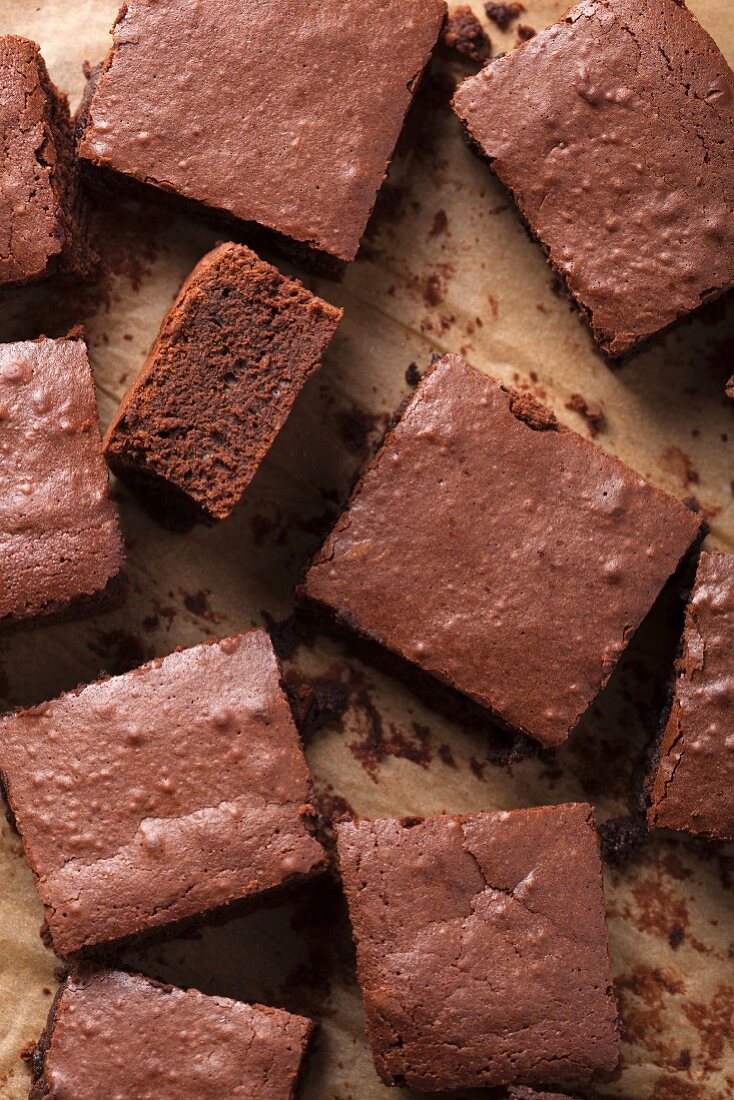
[452,0,734,356]
[0,629,325,956]
[648,551,734,841]
[336,804,620,1091]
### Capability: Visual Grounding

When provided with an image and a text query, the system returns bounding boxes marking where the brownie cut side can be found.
[0,36,93,287]
[103,242,342,524]
[0,333,124,625]
[303,354,702,748]
[648,551,734,841]
[28,967,313,1099]
[452,0,734,357]
[79,0,446,267]
[336,805,620,1091]
[0,629,326,956]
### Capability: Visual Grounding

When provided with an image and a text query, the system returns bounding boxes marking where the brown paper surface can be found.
[0,2,733,1097]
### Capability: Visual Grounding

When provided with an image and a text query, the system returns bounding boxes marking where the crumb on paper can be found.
[442,6,491,62]
[566,392,605,437]
[484,1,525,31]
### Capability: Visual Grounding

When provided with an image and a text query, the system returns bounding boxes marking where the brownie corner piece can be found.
[78,0,446,266]
[103,242,342,524]
[304,353,701,748]
[0,333,124,626]
[452,0,734,356]
[0,629,325,956]
[28,967,313,1098]
[0,35,94,287]
[648,550,734,841]
[335,803,620,1091]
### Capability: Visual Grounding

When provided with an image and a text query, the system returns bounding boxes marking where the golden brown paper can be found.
[0,1,733,1097]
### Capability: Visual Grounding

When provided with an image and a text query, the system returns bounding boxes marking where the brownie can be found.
[0,37,93,287]
[28,967,313,1099]
[78,0,446,268]
[648,551,734,841]
[0,630,326,956]
[336,804,620,1090]
[0,334,124,625]
[103,242,343,524]
[452,0,734,357]
[303,354,702,748]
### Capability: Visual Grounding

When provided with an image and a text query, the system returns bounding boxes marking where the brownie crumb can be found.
[429,209,449,237]
[566,393,605,437]
[598,813,648,868]
[283,672,351,743]
[726,375,734,399]
[516,22,536,40]
[405,362,422,387]
[443,6,491,62]
[484,1,525,30]
[507,390,560,432]
[668,924,685,950]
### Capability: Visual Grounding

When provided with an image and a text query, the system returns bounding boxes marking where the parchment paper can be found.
[0,2,732,1097]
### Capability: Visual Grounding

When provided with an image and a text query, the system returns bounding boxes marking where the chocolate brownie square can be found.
[0,333,124,625]
[103,242,342,524]
[0,37,93,287]
[303,354,701,748]
[79,0,446,268]
[648,551,734,841]
[0,630,325,956]
[336,804,620,1090]
[28,967,313,1099]
[452,0,734,356]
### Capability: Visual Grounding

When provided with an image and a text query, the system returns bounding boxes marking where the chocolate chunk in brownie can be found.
[336,804,620,1090]
[453,0,734,356]
[648,551,734,841]
[79,0,446,268]
[303,354,702,748]
[103,242,342,524]
[27,967,313,1099]
[0,37,93,287]
[0,630,326,956]
[0,333,123,625]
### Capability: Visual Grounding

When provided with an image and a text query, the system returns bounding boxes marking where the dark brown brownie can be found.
[0,333,124,625]
[336,804,620,1090]
[78,0,446,268]
[648,551,734,841]
[28,967,313,1099]
[303,354,702,748]
[0,630,326,956]
[103,242,342,524]
[452,0,734,357]
[0,37,93,287]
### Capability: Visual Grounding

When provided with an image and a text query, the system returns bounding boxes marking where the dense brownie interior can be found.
[104,242,342,523]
